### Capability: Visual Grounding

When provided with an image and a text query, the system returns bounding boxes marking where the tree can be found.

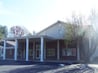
[0,25,7,39]
[81,10,98,62]
[65,13,97,63]
[81,26,97,62]
[10,26,32,37]
[65,14,85,46]
[65,14,85,40]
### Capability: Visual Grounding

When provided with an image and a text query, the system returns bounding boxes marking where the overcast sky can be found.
[0,0,98,33]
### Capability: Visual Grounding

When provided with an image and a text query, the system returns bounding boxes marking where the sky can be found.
[0,0,98,33]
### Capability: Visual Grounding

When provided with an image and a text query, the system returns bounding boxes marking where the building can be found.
[1,21,97,63]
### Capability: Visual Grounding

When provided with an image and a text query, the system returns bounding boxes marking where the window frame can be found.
[62,48,76,56]
[47,48,56,57]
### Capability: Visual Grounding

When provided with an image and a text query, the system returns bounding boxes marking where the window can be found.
[9,49,12,55]
[29,49,33,56]
[62,48,76,56]
[36,44,40,49]
[47,49,55,56]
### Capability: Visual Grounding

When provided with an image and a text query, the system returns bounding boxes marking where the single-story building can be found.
[1,21,97,63]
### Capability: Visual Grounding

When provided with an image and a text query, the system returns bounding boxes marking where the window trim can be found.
[62,48,76,56]
[47,48,55,57]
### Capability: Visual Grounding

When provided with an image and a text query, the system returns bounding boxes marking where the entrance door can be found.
[35,44,40,59]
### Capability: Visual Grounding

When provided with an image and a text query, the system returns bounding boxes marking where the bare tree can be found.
[65,12,97,63]
[81,10,98,62]
[10,26,32,37]
[80,25,97,62]
[65,14,85,63]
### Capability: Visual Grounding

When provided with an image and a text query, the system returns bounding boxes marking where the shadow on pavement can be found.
[0,60,74,65]
[56,64,95,73]
[0,60,95,73]
[8,65,61,73]
[8,64,95,73]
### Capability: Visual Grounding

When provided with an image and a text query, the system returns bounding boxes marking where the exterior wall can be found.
[38,22,67,39]
[46,40,77,60]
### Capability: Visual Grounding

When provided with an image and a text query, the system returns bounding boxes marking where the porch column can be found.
[26,38,29,61]
[14,39,18,60]
[40,37,44,62]
[77,44,80,61]
[3,40,6,60]
[57,40,60,60]
[44,40,46,59]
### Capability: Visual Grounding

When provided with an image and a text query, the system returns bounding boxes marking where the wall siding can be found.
[38,23,66,39]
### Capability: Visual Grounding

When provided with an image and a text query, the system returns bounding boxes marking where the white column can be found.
[14,39,18,60]
[77,43,80,61]
[57,40,60,60]
[3,40,6,60]
[44,40,46,59]
[26,38,29,61]
[40,37,44,62]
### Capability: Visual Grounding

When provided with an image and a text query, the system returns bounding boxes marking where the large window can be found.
[62,48,76,56]
[9,49,13,55]
[36,44,40,49]
[29,49,33,56]
[47,48,55,56]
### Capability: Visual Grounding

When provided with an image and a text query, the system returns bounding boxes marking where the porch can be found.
[2,35,79,62]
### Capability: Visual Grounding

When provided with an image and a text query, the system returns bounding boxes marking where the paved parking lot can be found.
[0,60,96,73]
[0,64,96,73]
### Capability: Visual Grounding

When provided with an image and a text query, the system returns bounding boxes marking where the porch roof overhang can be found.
[0,40,15,47]
[3,35,56,41]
